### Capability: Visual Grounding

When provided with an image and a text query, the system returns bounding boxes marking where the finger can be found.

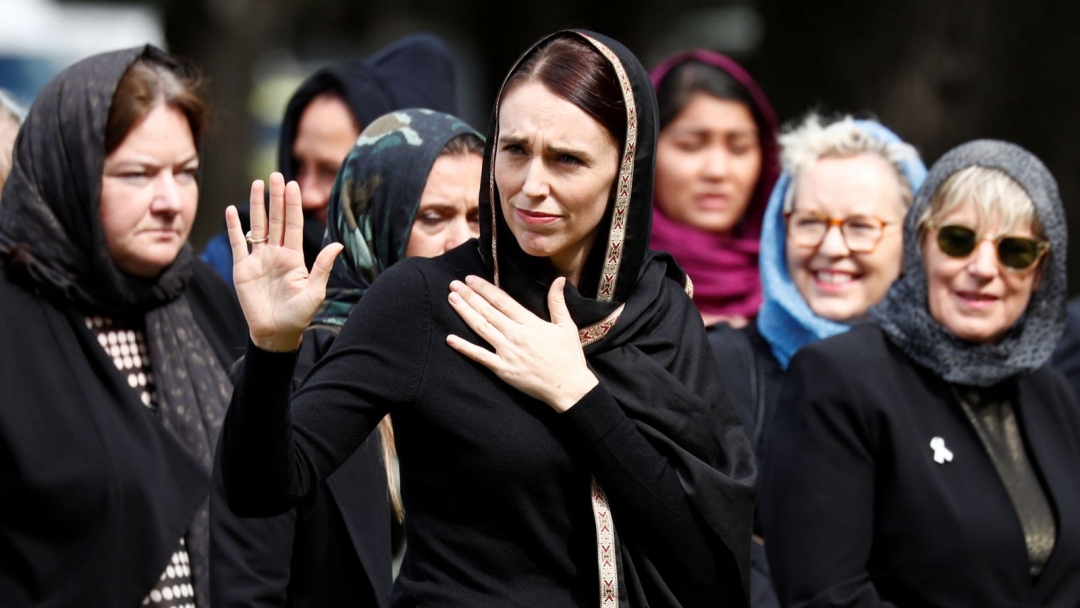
[446,334,501,371]
[225,205,249,265]
[284,180,305,252]
[547,277,576,328]
[307,243,344,295]
[448,289,507,345]
[248,179,267,249]
[267,172,286,246]
[462,275,530,324]
[450,280,517,335]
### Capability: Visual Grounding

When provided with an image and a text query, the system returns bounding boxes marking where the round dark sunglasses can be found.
[930,222,1050,271]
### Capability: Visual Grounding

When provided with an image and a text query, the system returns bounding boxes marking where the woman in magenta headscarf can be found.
[650,50,779,328]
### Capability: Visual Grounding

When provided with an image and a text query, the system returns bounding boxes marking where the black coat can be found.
[210,326,393,608]
[0,260,246,606]
[761,324,1080,608]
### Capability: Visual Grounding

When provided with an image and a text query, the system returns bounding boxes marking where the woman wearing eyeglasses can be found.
[760,140,1080,607]
[708,114,925,606]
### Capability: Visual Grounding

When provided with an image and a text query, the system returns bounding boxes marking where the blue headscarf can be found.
[756,119,927,368]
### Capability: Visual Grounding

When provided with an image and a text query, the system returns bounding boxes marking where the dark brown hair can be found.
[656,60,758,131]
[439,132,485,158]
[105,51,208,156]
[503,36,626,152]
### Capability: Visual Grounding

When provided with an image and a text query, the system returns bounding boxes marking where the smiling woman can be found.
[0,46,246,607]
[761,140,1080,608]
[221,29,756,608]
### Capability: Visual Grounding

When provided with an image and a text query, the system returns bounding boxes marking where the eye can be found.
[556,153,583,166]
[417,211,448,228]
[845,217,879,233]
[672,137,704,153]
[501,143,526,155]
[792,213,824,229]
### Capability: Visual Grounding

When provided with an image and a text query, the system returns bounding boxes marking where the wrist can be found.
[550,372,599,413]
[250,331,303,353]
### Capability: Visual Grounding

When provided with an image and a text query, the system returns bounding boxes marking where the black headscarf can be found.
[277,33,459,269]
[872,140,1068,387]
[312,108,481,326]
[0,45,232,607]
[479,30,756,606]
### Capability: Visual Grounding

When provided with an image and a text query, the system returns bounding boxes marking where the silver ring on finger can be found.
[246,230,269,245]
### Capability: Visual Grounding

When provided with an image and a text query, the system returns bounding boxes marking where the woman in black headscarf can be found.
[221,30,755,607]
[761,140,1080,607]
[200,33,460,285]
[211,109,485,608]
[0,47,246,606]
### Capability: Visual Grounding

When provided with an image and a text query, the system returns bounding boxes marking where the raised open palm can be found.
[226,172,343,352]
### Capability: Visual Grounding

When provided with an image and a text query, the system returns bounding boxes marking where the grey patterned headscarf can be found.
[872,140,1067,387]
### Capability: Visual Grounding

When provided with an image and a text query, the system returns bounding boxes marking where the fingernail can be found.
[465,275,478,286]
[449,280,464,291]
[448,292,461,304]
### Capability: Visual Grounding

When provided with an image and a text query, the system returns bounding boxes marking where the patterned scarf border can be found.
[579,33,638,303]
[590,477,618,608]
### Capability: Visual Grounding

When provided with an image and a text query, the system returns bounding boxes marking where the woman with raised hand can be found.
[649,50,779,328]
[221,30,756,607]
[0,47,246,606]
[708,113,925,607]
[211,109,485,608]
[761,140,1080,607]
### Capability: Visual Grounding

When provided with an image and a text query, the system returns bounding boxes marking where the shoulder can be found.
[791,323,897,376]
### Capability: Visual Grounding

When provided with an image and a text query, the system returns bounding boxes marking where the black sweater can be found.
[222,245,722,607]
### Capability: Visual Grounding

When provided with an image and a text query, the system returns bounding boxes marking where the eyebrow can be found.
[104,153,200,169]
[498,135,594,163]
[666,126,758,138]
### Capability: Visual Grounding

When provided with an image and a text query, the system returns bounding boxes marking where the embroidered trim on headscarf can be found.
[579,304,625,347]
[590,477,618,608]
[580,33,638,303]
[684,275,694,299]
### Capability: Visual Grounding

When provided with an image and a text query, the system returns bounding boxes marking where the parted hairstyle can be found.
[502,36,627,153]
[105,50,208,157]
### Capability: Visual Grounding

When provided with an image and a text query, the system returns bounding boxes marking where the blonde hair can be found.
[378,417,404,523]
[917,165,1043,240]
[780,113,919,213]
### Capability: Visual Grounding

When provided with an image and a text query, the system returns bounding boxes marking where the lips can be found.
[515,208,560,226]
[956,291,999,305]
[696,193,730,210]
[812,270,858,286]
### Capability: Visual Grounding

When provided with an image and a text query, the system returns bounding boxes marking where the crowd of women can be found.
[0,26,1078,608]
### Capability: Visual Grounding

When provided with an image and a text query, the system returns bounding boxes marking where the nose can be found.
[150,172,183,214]
[296,170,329,213]
[702,147,728,179]
[815,223,850,257]
[967,240,998,278]
[520,158,550,200]
[443,216,474,252]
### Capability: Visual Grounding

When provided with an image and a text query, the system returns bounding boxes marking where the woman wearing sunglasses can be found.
[761,140,1080,607]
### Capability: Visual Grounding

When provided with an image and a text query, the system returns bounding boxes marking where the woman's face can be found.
[100,104,198,279]
[923,201,1041,344]
[786,153,906,321]
[494,80,620,283]
[654,93,762,234]
[293,94,361,226]
[405,153,483,258]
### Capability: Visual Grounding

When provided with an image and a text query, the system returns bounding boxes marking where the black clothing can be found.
[708,322,782,608]
[211,327,391,608]
[707,322,781,453]
[1050,296,1080,401]
[0,260,245,607]
[0,44,246,607]
[761,325,1080,608]
[224,29,755,607]
[223,243,754,607]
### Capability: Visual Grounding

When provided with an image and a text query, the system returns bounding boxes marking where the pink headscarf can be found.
[649,50,779,321]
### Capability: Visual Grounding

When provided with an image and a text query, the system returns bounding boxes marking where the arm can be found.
[220,260,430,517]
[210,330,336,608]
[759,345,896,608]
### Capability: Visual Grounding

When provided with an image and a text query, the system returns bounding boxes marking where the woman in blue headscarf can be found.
[211,108,484,608]
[709,113,926,606]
